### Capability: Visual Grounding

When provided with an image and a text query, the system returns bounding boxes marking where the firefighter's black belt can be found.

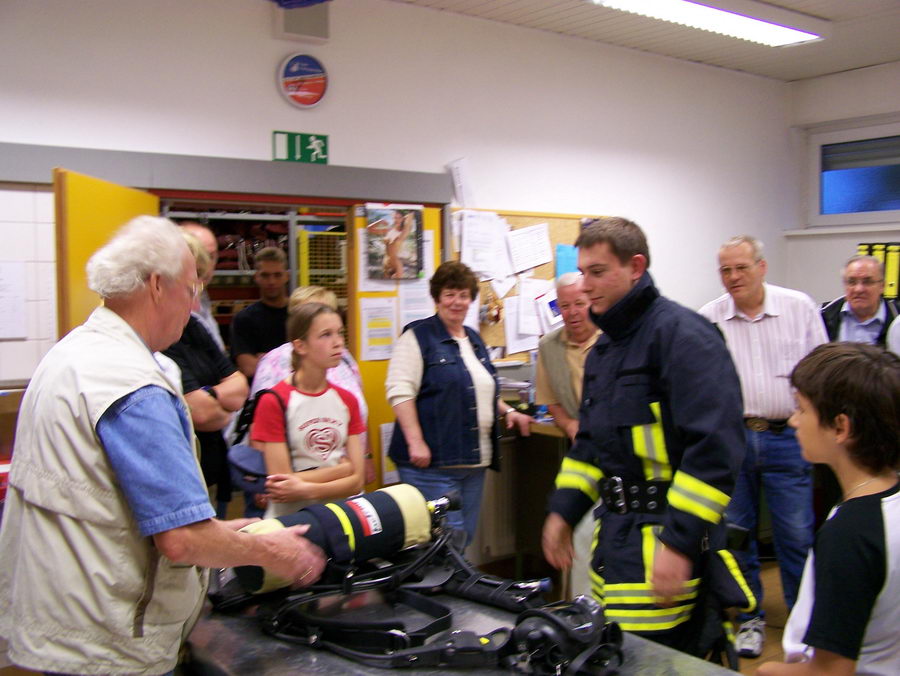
[600,477,669,514]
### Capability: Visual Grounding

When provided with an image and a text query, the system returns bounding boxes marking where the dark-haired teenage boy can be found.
[758,342,900,676]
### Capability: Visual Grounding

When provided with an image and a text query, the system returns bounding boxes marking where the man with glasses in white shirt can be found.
[821,255,899,347]
[699,235,828,660]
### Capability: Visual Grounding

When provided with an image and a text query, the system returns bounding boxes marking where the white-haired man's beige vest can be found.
[538,326,581,419]
[0,306,208,675]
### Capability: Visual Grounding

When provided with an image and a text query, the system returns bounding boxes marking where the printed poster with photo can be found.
[364,203,424,280]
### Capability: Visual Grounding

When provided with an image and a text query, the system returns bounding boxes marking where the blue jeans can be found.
[397,465,487,545]
[728,427,813,621]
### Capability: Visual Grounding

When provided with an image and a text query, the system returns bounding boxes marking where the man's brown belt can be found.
[743,417,789,434]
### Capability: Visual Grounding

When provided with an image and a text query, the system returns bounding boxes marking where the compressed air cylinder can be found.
[234,483,433,593]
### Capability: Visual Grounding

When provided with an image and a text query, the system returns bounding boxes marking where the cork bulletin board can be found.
[458,209,595,360]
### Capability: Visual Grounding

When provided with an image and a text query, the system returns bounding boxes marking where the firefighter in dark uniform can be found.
[542,217,745,653]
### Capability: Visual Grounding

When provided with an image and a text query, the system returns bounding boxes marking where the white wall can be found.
[785,62,900,303]
[784,227,900,305]
[0,185,56,385]
[0,0,809,376]
[790,61,900,127]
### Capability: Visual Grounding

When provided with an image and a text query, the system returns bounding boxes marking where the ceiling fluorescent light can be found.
[595,0,831,47]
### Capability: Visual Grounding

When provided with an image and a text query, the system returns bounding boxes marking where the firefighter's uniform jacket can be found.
[549,272,744,636]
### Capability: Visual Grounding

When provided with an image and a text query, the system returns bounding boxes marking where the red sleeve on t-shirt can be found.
[330,382,367,435]
[250,384,290,443]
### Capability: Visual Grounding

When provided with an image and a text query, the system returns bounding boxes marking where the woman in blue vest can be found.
[386,261,532,543]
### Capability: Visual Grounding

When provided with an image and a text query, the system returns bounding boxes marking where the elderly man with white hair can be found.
[534,272,601,442]
[533,272,601,597]
[0,216,325,676]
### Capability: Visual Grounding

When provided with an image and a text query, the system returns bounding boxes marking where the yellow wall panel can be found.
[349,206,442,490]
[54,169,159,337]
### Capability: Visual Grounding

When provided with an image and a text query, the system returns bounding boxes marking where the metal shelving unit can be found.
[161,199,348,346]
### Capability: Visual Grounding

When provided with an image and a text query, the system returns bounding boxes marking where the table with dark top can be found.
[187,594,736,675]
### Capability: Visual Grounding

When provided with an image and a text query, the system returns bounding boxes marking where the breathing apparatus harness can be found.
[264,589,622,674]
[210,484,624,674]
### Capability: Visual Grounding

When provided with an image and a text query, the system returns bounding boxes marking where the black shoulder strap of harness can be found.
[266,588,452,653]
[263,584,624,674]
[265,586,517,669]
[326,627,513,669]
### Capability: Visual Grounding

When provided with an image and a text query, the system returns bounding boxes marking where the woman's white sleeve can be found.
[385,330,423,406]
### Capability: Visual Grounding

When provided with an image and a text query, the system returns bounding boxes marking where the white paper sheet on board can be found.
[507,223,552,273]
[536,288,564,334]
[460,211,512,280]
[446,157,475,208]
[398,281,432,328]
[398,231,436,327]
[517,277,552,336]
[360,297,397,361]
[464,294,481,331]
[490,275,516,300]
[504,297,539,354]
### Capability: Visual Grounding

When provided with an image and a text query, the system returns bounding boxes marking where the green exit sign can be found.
[272,131,328,164]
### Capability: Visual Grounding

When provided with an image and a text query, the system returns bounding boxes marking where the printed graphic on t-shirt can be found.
[251,380,365,472]
[299,416,342,461]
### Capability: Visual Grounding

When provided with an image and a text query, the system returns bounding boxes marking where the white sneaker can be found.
[735,617,766,658]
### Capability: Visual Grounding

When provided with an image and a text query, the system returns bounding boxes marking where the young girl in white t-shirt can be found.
[251,302,366,518]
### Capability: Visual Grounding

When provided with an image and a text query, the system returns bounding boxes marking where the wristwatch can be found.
[202,385,218,400]
[502,407,515,417]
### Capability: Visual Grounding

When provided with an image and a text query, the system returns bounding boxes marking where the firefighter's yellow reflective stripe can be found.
[604,604,695,631]
[603,579,700,592]
[718,549,757,613]
[555,475,600,502]
[607,605,695,618]
[604,577,699,603]
[590,567,605,602]
[630,401,672,482]
[641,524,659,583]
[602,574,700,604]
[723,621,735,643]
[555,457,603,502]
[325,502,356,552]
[559,457,604,480]
[668,471,730,523]
[603,589,698,604]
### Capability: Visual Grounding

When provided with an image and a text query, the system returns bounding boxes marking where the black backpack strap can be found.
[232,387,292,467]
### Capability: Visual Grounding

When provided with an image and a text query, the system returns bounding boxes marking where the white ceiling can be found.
[384,0,900,82]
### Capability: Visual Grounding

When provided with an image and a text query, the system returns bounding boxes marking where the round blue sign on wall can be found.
[278,54,327,108]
